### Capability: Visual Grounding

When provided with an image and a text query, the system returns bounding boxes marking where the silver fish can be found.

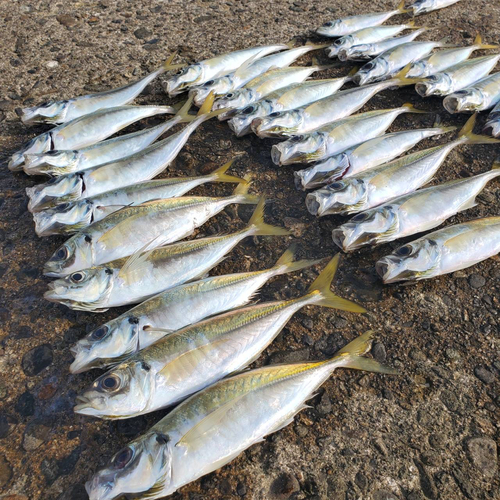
[84,331,395,500]
[443,71,500,113]
[484,101,500,137]
[317,0,408,37]
[74,255,365,420]
[332,166,500,252]
[43,183,258,277]
[327,22,419,58]
[165,44,288,96]
[339,29,427,61]
[406,35,498,78]
[229,74,353,137]
[21,54,180,125]
[270,103,426,165]
[376,216,500,283]
[9,105,175,172]
[295,124,456,190]
[409,0,461,15]
[415,55,500,97]
[32,161,243,237]
[26,95,220,212]
[188,44,325,106]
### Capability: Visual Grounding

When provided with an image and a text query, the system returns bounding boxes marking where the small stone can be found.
[468,274,486,289]
[236,482,247,496]
[429,433,446,449]
[23,423,50,451]
[371,342,386,363]
[302,318,314,330]
[134,27,152,39]
[22,344,53,376]
[0,414,14,439]
[0,455,13,489]
[354,471,368,491]
[46,61,59,69]
[15,391,35,417]
[466,437,497,477]
[194,15,214,23]
[88,16,99,24]
[474,365,495,384]
[295,424,308,437]
[372,490,398,500]
[56,14,77,27]
[269,472,300,500]
[316,392,332,415]
[421,451,442,467]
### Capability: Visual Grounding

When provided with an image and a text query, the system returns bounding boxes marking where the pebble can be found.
[22,344,53,376]
[372,490,398,500]
[0,455,12,488]
[134,27,152,39]
[302,318,314,330]
[371,342,386,363]
[236,482,247,496]
[15,391,35,417]
[316,392,332,415]
[46,60,59,69]
[468,274,486,289]
[0,414,13,439]
[23,423,50,451]
[466,437,497,477]
[354,471,368,491]
[269,472,300,500]
[474,365,495,384]
[56,14,77,27]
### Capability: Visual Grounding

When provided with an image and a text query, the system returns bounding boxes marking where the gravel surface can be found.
[0,1,499,499]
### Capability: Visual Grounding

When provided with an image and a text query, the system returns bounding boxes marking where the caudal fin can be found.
[397,0,410,14]
[247,198,290,236]
[209,157,247,184]
[458,114,500,145]
[232,178,260,205]
[161,52,185,71]
[401,102,431,114]
[272,244,321,275]
[473,34,498,50]
[306,255,366,313]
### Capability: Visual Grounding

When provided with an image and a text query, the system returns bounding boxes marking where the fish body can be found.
[376,216,500,283]
[484,101,500,137]
[295,125,456,190]
[165,45,288,96]
[32,161,243,236]
[443,71,500,113]
[332,168,500,252]
[9,105,175,172]
[415,55,500,97]
[74,256,365,420]
[317,1,408,37]
[43,186,258,277]
[409,0,461,15]
[84,331,395,500]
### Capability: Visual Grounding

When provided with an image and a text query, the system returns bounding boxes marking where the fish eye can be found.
[290,135,303,142]
[334,39,344,46]
[324,21,333,27]
[91,325,109,341]
[226,93,234,98]
[55,203,71,212]
[112,447,133,469]
[70,271,85,283]
[47,177,59,185]
[46,151,60,156]
[56,246,68,260]
[330,182,343,190]
[396,245,412,256]
[206,80,214,85]
[128,316,139,325]
[269,112,281,117]
[364,62,375,70]
[155,433,170,445]
[351,212,370,222]
[100,374,120,391]
[242,106,254,115]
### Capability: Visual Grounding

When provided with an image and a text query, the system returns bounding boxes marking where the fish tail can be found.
[437,37,460,48]
[161,52,185,71]
[306,255,366,313]
[273,243,321,275]
[210,157,246,184]
[196,91,229,121]
[459,113,500,145]
[473,34,498,50]
[406,20,424,29]
[328,330,398,374]
[397,0,410,14]
[304,41,330,50]
[391,64,424,85]
[401,102,431,114]
[175,94,196,122]
[233,177,260,205]
[247,198,290,236]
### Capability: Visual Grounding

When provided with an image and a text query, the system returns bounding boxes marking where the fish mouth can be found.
[483,120,500,138]
[74,394,95,415]
[375,259,393,283]
[23,154,48,175]
[337,50,349,62]
[43,261,65,278]
[8,152,26,172]
[227,117,251,137]
[69,344,96,374]
[442,96,461,114]
[375,257,411,284]
[305,194,321,216]
[33,212,58,237]
[270,144,285,166]
[326,46,340,58]
[86,477,115,500]
[332,226,366,252]
[415,82,434,97]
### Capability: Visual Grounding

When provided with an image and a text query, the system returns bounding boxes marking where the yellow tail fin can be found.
[307,255,366,313]
[458,113,500,145]
[402,102,431,114]
[392,64,424,85]
[397,0,410,14]
[232,178,259,205]
[196,91,231,121]
[273,244,321,274]
[175,94,196,122]
[473,34,498,50]
[248,198,290,236]
[162,52,185,71]
[210,158,246,184]
[406,20,424,29]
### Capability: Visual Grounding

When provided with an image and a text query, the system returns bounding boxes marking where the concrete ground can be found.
[0,0,499,499]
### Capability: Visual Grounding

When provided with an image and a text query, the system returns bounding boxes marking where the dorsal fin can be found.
[118,234,165,279]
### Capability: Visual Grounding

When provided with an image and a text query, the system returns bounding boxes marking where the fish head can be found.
[86,431,173,500]
[306,179,366,216]
[376,238,441,283]
[308,153,351,185]
[23,150,82,176]
[44,264,115,310]
[415,73,451,97]
[353,59,388,86]
[190,76,233,106]
[26,173,84,213]
[317,20,344,37]
[405,61,426,79]
[228,102,270,137]
[332,205,398,251]
[70,315,140,373]
[271,132,326,165]
[341,44,372,61]
[21,100,69,125]
[326,36,351,58]
[212,89,255,120]
[8,132,53,172]
[252,110,304,138]
[410,0,435,15]
[443,89,484,114]
[75,359,155,419]
[43,232,93,277]
[166,64,203,96]
[33,200,93,237]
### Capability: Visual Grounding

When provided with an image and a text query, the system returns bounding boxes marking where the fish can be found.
[269,103,428,166]
[294,123,457,190]
[213,64,332,121]
[306,115,495,216]
[484,101,500,137]
[406,35,498,78]
[32,160,244,237]
[443,71,500,113]
[353,39,453,85]
[165,44,288,96]
[20,54,181,125]
[43,198,287,311]
[74,255,366,420]
[8,104,176,172]
[188,44,326,106]
[25,94,221,212]
[376,216,500,283]
[415,55,500,97]
[317,0,408,37]
[68,202,291,372]
[84,330,395,500]
[43,182,258,278]
[338,29,427,61]
[229,72,354,137]
[409,0,462,16]
[326,22,420,59]
[332,162,500,252]
[253,75,412,139]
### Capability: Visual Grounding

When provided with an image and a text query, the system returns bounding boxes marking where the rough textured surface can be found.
[0,1,499,499]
